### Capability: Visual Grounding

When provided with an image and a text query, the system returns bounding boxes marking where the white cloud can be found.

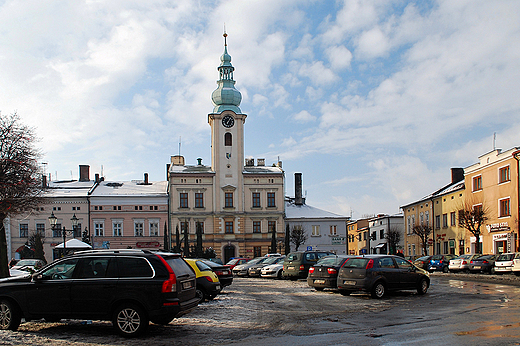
[326,45,353,70]
[355,27,390,59]
[298,61,339,85]
[291,110,316,123]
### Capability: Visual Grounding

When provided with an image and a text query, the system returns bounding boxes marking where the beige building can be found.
[401,168,465,257]
[168,35,285,263]
[464,147,519,254]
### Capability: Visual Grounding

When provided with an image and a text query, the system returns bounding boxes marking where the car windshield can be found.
[248,257,265,265]
[416,256,430,261]
[460,254,472,259]
[342,258,369,268]
[226,259,239,265]
[316,256,346,266]
[16,259,40,266]
[476,255,494,260]
[497,254,514,261]
[431,255,443,260]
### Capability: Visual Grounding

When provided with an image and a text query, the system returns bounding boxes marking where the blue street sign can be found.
[307,246,312,251]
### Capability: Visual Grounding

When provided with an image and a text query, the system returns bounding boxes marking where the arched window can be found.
[224,132,232,146]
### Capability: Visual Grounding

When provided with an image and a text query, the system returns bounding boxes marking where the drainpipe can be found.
[513,150,520,252]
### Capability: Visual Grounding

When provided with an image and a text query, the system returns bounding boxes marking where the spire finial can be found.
[223,24,227,46]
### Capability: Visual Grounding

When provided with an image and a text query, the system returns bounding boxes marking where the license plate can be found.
[182,281,193,289]
[314,279,325,284]
[223,271,229,275]
[288,266,295,270]
[343,280,356,286]
[473,266,481,269]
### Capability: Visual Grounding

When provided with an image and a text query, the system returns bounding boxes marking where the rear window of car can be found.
[497,254,514,261]
[195,261,212,272]
[226,259,239,265]
[477,255,494,260]
[416,256,430,261]
[431,255,443,260]
[163,257,194,277]
[342,258,369,268]
[286,253,300,261]
[317,256,347,266]
[118,257,153,278]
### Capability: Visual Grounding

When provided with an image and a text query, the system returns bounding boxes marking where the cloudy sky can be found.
[1,0,519,219]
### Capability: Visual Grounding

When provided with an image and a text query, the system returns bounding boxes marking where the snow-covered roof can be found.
[400,180,465,208]
[90,180,168,197]
[285,201,348,220]
[243,166,283,174]
[45,180,95,197]
[170,165,214,174]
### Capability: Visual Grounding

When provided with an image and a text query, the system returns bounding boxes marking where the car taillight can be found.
[470,260,474,264]
[215,270,223,276]
[462,261,467,265]
[300,265,305,270]
[366,259,374,270]
[203,276,214,283]
[309,267,315,274]
[483,260,489,264]
[327,268,337,275]
[156,255,177,293]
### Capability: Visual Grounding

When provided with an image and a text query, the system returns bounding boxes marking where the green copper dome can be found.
[211,33,242,113]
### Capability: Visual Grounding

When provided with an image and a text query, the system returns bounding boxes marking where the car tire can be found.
[371,282,386,299]
[339,290,352,296]
[277,270,283,279]
[417,278,429,295]
[490,267,496,274]
[0,299,21,331]
[195,288,206,303]
[113,303,148,337]
[442,266,449,273]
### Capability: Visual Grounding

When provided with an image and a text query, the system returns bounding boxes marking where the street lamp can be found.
[48,212,79,256]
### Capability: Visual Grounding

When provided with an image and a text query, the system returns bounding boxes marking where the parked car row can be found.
[413,252,520,275]
[0,250,236,337]
[233,251,431,299]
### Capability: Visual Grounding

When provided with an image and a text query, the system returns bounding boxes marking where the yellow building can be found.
[401,168,465,257]
[464,147,519,254]
[347,218,370,255]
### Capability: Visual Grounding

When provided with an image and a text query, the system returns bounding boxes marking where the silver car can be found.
[448,254,479,273]
[494,253,518,274]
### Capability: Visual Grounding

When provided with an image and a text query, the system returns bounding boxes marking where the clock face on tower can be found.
[222,115,235,128]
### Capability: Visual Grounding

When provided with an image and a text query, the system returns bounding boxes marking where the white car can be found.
[448,254,479,272]
[494,253,518,273]
[260,263,284,279]
[511,253,520,276]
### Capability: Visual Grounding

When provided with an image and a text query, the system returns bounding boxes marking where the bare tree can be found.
[28,231,45,263]
[458,201,488,254]
[289,224,308,251]
[412,224,432,255]
[0,113,44,278]
[385,227,401,255]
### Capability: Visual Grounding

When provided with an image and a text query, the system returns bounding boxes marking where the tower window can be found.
[225,132,232,146]
[225,192,233,208]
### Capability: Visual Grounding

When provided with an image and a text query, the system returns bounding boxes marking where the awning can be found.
[54,239,92,249]
[375,243,386,249]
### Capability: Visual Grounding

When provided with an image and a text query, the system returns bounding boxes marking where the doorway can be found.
[223,245,235,264]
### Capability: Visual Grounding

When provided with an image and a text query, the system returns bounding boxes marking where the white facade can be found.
[368,214,405,255]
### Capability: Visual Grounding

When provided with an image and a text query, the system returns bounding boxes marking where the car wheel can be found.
[113,303,148,337]
[442,266,449,273]
[490,267,496,274]
[277,270,283,279]
[0,300,21,331]
[339,290,352,296]
[195,288,206,303]
[417,278,429,295]
[371,282,386,299]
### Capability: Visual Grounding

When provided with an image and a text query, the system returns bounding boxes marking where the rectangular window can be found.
[195,193,204,208]
[225,221,233,234]
[450,212,456,226]
[225,192,233,208]
[435,215,441,229]
[36,223,45,234]
[113,222,122,237]
[134,222,144,237]
[268,221,276,233]
[19,224,29,238]
[267,192,276,207]
[253,246,262,257]
[474,204,483,214]
[74,223,82,238]
[443,241,449,254]
[94,222,104,237]
[412,244,416,256]
[473,175,482,191]
[499,166,510,183]
[149,221,159,236]
[380,229,384,239]
[407,216,411,235]
[53,223,62,237]
[330,225,337,236]
[180,222,189,234]
[252,192,261,208]
[180,193,188,208]
[253,221,261,233]
[442,214,448,228]
[312,225,320,236]
[499,198,511,217]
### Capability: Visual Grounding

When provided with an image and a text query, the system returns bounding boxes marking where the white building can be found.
[368,214,405,255]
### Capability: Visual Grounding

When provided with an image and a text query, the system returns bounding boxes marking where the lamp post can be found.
[49,212,79,256]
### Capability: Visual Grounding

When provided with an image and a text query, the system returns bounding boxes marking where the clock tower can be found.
[208,32,246,213]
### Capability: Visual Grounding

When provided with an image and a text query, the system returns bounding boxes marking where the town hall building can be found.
[168,33,285,263]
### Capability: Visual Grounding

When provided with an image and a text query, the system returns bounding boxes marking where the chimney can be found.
[197,158,203,165]
[166,163,171,180]
[95,173,100,184]
[144,173,149,185]
[295,173,303,205]
[257,158,265,166]
[79,165,90,182]
[171,155,185,166]
[451,168,464,183]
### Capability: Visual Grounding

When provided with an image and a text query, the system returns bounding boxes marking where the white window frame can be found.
[94,220,104,237]
[312,225,320,236]
[134,220,144,237]
[330,225,337,236]
[149,219,160,236]
[112,220,123,237]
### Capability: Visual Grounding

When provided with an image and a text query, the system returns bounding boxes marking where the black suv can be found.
[282,251,334,280]
[0,249,198,337]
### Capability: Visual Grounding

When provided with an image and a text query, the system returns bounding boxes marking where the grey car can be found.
[337,255,430,298]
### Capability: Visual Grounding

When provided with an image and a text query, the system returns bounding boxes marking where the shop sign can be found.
[486,222,510,233]
[492,233,508,241]
[136,241,160,248]
[331,237,346,245]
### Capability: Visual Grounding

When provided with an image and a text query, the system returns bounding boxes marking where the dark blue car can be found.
[428,254,456,273]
